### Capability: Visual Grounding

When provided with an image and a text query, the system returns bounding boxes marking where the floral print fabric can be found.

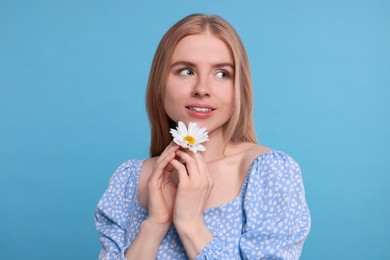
[95,150,311,259]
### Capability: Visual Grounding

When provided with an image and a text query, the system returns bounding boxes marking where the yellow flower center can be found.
[183,135,196,145]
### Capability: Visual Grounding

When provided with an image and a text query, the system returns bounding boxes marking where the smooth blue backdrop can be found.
[1,0,389,259]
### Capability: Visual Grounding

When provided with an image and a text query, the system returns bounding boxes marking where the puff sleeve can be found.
[239,151,311,259]
[94,160,139,260]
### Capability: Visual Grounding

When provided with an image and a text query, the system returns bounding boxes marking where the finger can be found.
[169,159,189,183]
[150,151,176,182]
[151,142,180,183]
[175,150,199,178]
[164,161,175,173]
[156,142,180,164]
[193,152,208,178]
[192,153,214,194]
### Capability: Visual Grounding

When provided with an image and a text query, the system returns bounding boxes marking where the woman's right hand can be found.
[145,142,180,229]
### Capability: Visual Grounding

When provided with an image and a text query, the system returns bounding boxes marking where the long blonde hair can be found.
[146,14,257,157]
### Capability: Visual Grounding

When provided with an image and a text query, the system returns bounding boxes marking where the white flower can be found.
[170,121,209,153]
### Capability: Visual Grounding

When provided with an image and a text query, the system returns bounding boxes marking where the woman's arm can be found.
[94,160,135,260]
[239,151,311,259]
[95,144,180,259]
[124,219,169,259]
[175,222,214,259]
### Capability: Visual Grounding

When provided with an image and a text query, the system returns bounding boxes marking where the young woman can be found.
[95,14,311,259]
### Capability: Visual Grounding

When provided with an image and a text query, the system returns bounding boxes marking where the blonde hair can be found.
[146,14,257,157]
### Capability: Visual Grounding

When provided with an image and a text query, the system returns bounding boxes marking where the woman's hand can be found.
[169,149,215,258]
[170,149,214,231]
[146,142,180,230]
[125,143,179,260]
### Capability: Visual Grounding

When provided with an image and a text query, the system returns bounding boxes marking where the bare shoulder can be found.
[204,143,271,209]
[138,156,158,208]
[241,142,272,156]
[141,157,157,173]
[227,142,272,164]
[222,143,272,173]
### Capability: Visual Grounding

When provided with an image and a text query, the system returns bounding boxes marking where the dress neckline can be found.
[135,150,277,213]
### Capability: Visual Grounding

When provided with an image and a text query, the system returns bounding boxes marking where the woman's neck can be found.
[201,128,229,162]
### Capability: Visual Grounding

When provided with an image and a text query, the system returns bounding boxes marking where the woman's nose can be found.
[191,77,211,97]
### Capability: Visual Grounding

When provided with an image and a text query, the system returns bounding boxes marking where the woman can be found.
[95,14,311,259]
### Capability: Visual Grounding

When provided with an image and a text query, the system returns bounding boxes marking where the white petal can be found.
[198,127,207,134]
[189,145,198,153]
[169,128,177,136]
[177,121,188,136]
[170,129,183,140]
[187,122,198,135]
[198,132,209,140]
[196,144,206,152]
[173,138,181,146]
[189,143,206,153]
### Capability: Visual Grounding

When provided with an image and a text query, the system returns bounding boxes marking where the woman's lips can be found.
[187,107,213,112]
[185,105,215,119]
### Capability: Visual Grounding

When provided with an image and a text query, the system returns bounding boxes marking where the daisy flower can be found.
[170,121,209,153]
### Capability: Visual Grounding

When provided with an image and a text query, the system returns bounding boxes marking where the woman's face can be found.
[164,32,235,135]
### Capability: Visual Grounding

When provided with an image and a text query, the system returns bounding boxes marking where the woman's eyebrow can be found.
[171,61,234,70]
[170,61,196,68]
[213,63,235,70]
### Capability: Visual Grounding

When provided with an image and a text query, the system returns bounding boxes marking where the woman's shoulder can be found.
[238,145,306,206]
[236,143,298,166]
[107,158,145,186]
[236,142,273,164]
[140,156,158,171]
[137,157,159,208]
[229,143,301,181]
[138,157,158,182]
[96,158,145,214]
[116,158,145,171]
[242,146,302,187]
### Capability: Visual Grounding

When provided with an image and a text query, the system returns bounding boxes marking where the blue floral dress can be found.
[95,150,311,259]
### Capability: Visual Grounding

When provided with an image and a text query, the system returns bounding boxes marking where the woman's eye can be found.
[178,68,194,76]
[216,71,229,78]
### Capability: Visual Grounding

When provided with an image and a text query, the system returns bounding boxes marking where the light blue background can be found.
[1,0,389,259]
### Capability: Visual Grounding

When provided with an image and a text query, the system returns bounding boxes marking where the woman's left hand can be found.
[169,149,215,258]
[169,149,214,231]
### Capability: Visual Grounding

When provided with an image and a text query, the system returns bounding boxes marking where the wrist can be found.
[175,222,201,237]
[142,219,171,239]
[175,222,214,259]
[125,219,170,259]
[174,217,204,235]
